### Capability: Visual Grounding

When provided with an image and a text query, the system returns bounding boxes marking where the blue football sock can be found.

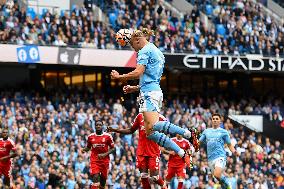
[153,121,191,139]
[220,175,230,189]
[147,131,184,156]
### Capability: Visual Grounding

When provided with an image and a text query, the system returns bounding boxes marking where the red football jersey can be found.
[87,132,114,163]
[168,137,190,168]
[131,113,166,156]
[0,138,16,165]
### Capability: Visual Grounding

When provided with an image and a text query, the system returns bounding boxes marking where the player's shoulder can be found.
[103,132,114,139]
[134,113,143,121]
[138,43,152,54]
[219,128,229,134]
[181,138,190,145]
[87,133,96,139]
[7,138,15,144]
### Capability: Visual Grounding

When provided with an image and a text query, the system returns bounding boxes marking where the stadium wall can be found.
[2,44,284,74]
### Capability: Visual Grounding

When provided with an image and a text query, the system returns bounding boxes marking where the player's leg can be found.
[176,167,186,189]
[99,163,109,189]
[140,92,192,139]
[148,156,167,189]
[144,111,184,156]
[90,162,101,189]
[136,156,151,189]
[165,166,175,189]
[210,158,231,189]
[2,165,12,189]
[140,93,192,167]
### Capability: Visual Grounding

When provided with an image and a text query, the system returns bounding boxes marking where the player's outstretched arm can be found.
[82,147,90,153]
[110,65,145,81]
[228,144,240,157]
[0,151,18,161]
[161,147,175,155]
[107,126,135,134]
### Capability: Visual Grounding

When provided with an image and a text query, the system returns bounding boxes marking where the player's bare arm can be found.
[107,126,135,134]
[0,151,17,161]
[98,147,115,159]
[110,64,145,81]
[228,143,240,156]
[161,148,175,155]
[123,85,140,94]
[82,147,90,153]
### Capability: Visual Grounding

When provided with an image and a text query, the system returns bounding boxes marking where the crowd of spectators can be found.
[0,0,284,56]
[0,90,283,188]
[188,0,284,56]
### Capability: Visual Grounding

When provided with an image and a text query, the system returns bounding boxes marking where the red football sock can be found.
[177,182,183,189]
[141,177,151,189]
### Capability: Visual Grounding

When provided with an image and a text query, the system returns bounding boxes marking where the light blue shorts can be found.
[138,91,163,112]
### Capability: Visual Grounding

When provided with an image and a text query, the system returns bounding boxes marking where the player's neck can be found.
[96,131,103,135]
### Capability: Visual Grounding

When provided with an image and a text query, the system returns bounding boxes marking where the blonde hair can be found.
[133,28,155,40]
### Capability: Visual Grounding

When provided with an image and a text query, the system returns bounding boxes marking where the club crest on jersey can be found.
[139,99,144,105]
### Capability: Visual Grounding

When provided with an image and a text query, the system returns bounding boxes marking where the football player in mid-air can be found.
[111,28,196,168]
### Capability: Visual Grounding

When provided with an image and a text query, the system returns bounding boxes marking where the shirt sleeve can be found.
[199,131,206,144]
[223,130,231,145]
[137,50,149,66]
[107,135,115,148]
[87,136,92,149]
[131,114,141,132]
[9,140,16,152]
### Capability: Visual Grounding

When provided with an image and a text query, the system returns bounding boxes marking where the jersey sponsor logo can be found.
[102,138,105,142]
[0,148,6,151]
[92,144,105,148]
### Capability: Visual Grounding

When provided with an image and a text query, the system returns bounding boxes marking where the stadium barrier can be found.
[1,44,284,72]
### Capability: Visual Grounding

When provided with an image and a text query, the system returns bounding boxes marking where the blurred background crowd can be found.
[1,0,284,55]
[0,90,282,188]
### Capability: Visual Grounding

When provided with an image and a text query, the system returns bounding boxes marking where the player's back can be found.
[138,42,165,92]
[133,113,166,156]
[87,132,114,162]
[168,137,190,167]
[201,128,230,161]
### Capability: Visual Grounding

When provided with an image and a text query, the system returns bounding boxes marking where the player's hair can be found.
[211,113,221,119]
[133,28,155,39]
[95,120,103,126]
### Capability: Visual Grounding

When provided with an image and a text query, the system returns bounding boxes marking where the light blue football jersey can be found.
[137,42,165,92]
[199,128,231,161]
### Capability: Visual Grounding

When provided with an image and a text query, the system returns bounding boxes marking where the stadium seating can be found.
[0,89,282,188]
[0,1,283,56]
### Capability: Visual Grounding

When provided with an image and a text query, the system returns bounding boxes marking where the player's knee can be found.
[178,178,184,182]
[213,169,222,180]
[152,121,165,131]
[140,172,149,178]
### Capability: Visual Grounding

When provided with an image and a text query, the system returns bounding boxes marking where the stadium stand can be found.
[1,0,284,55]
[0,90,282,188]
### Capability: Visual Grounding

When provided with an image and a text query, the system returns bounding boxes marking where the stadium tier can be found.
[0,0,283,189]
